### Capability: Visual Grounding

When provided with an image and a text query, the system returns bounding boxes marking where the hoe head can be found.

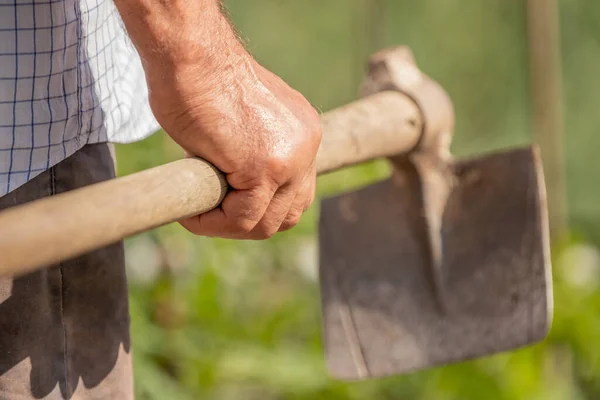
[318,47,552,380]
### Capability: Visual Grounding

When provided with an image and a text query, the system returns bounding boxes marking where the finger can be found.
[278,164,316,232]
[247,182,298,239]
[179,184,275,239]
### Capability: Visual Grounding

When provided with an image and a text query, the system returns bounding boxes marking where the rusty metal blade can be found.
[318,145,552,380]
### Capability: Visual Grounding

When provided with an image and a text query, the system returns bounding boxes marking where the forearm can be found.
[113,0,252,82]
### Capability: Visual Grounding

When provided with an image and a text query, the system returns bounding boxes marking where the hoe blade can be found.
[319,146,552,380]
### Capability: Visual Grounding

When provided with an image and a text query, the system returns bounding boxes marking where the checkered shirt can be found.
[0,0,159,196]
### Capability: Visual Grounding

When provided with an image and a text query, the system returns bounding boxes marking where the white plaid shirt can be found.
[0,0,159,196]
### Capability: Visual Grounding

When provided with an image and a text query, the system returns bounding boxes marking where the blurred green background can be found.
[114,1,600,399]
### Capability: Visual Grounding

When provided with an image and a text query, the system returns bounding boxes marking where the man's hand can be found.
[114,0,321,239]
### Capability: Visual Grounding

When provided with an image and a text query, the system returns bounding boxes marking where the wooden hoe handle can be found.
[0,91,423,276]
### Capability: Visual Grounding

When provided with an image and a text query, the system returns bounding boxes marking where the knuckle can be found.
[253,224,278,240]
[265,154,289,173]
[233,218,257,234]
[264,229,277,239]
[265,223,280,238]
[305,197,315,210]
[264,155,292,186]
[284,210,303,227]
[260,113,321,188]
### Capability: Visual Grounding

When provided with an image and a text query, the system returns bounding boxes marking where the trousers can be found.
[0,144,133,400]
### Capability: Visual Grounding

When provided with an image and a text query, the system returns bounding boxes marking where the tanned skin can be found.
[113,0,322,239]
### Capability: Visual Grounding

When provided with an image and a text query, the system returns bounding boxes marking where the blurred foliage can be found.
[114,1,600,398]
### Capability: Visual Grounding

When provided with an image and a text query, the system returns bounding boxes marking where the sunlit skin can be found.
[114,0,322,239]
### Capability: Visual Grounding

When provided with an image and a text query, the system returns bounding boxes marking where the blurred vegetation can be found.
[114,1,600,398]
